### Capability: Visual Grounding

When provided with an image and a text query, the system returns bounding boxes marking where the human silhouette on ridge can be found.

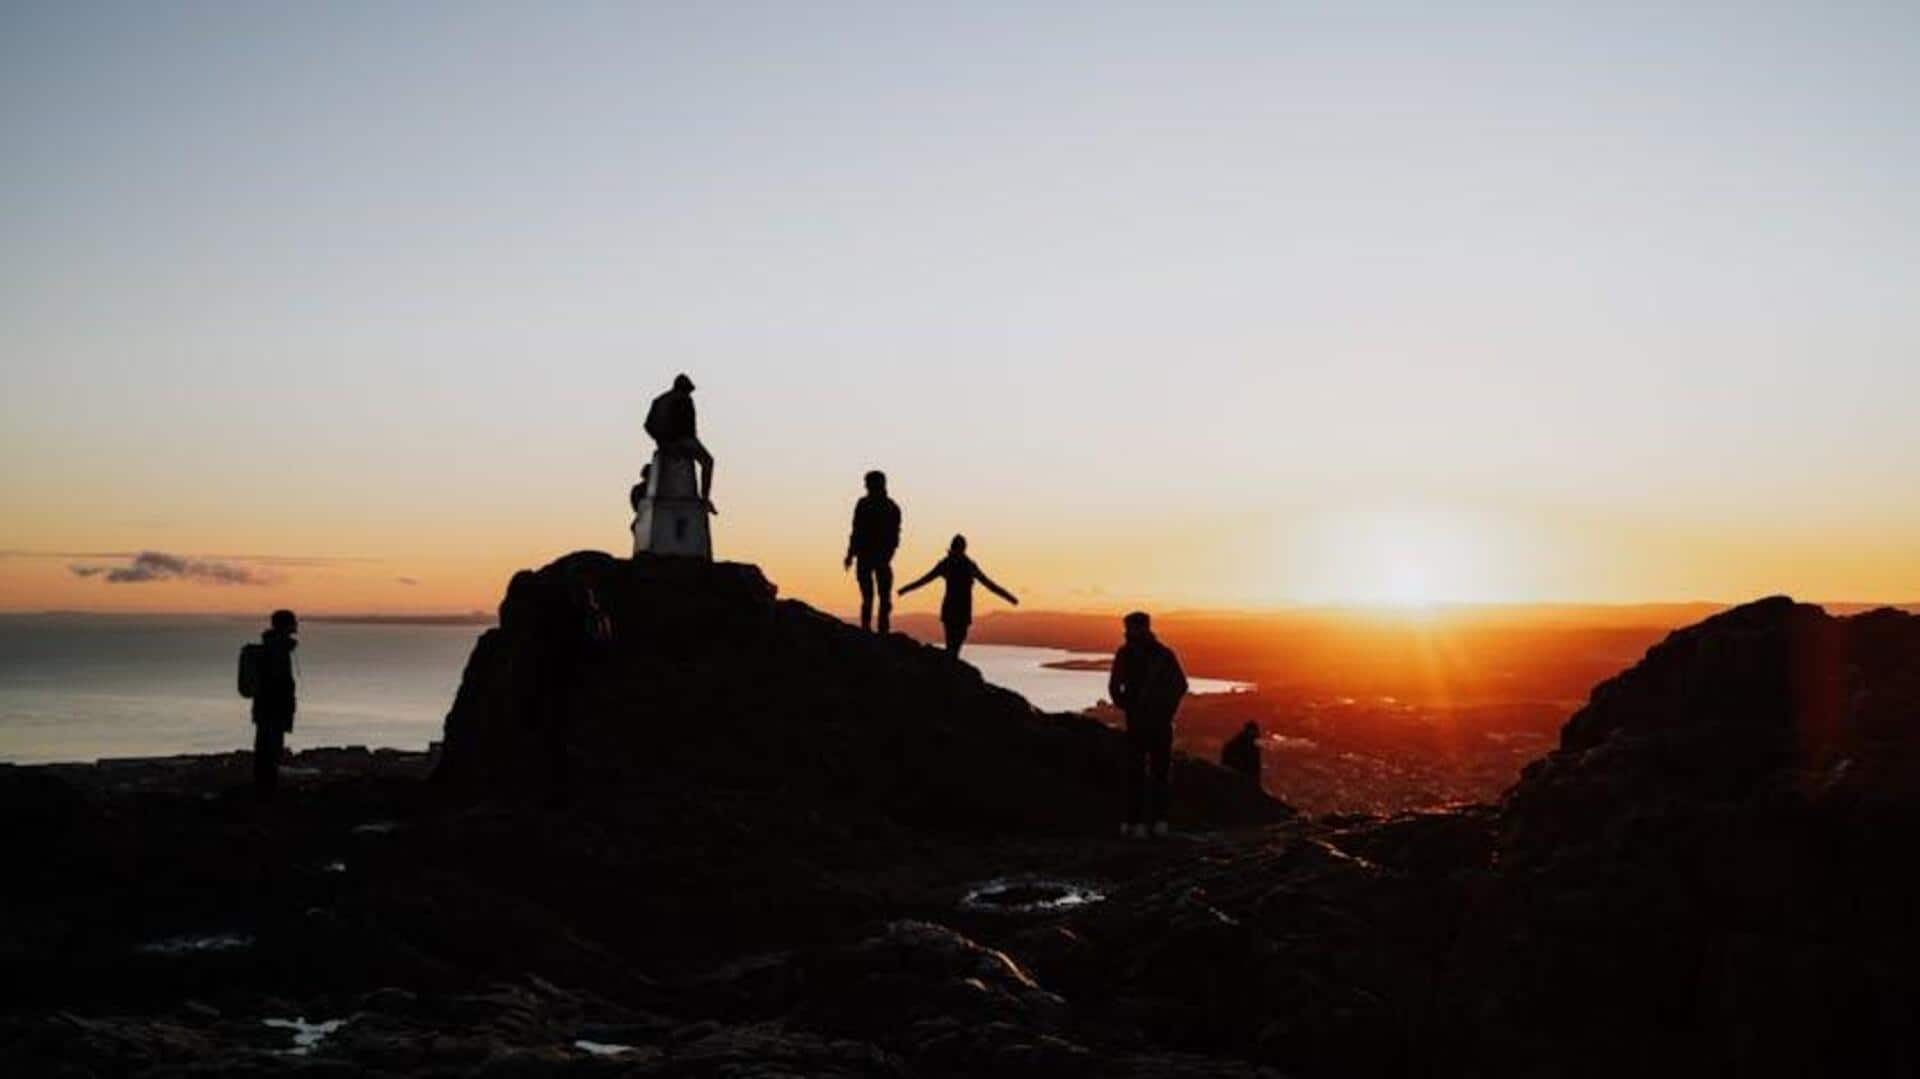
[897,534,1017,657]
[247,609,299,801]
[1110,611,1188,838]
[844,470,902,633]
[644,373,716,513]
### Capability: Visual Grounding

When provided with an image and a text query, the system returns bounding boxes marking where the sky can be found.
[3,1,1918,615]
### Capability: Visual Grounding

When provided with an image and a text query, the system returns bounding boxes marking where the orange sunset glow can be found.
[6,6,1920,619]
[6,8,1920,1076]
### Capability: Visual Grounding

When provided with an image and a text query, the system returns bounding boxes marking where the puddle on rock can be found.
[574,1039,635,1057]
[137,932,255,956]
[264,1016,347,1056]
[960,877,1105,914]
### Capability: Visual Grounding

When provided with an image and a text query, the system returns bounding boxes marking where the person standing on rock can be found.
[644,373,716,513]
[897,534,1018,657]
[1221,721,1262,786]
[248,609,299,801]
[1109,611,1188,838]
[844,470,903,633]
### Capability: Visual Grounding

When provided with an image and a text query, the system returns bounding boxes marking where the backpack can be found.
[237,642,263,699]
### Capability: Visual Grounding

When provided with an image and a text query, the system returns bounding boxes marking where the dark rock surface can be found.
[4,569,1916,1076]
[1457,597,1920,1075]
[435,552,1286,835]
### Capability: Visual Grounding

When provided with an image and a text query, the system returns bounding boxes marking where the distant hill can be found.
[304,611,494,626]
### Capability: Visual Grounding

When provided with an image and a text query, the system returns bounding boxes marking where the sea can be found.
[0,615,1242,765]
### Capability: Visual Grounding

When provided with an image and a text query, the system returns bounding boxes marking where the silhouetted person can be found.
[644,373,715,512]
[629,463,651,511]
[251,609,298,801]
[844,470,902,633]
[897,534,1017,657]
[1222,721,1262,785]
[1109,611,1187,838]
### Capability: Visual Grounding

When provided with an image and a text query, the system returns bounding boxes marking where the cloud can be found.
[6,549,375,566]
[68,551,276,586]
[396,576,420,586]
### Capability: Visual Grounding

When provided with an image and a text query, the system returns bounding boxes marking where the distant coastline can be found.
[8,611,495,625]
[304,612,495,626]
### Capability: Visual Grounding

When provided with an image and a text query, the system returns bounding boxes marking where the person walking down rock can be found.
[897,534,1017,657]
[1222,721,1262,787]
[844,470,903,633]
[1109,611,1188,838]
[238,609,298,801]
[644,373,716,513]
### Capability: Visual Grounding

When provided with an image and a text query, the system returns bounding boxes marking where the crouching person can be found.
[1222,721,1262,786]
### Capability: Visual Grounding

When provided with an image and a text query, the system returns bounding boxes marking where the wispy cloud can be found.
[4,550,376,566]
[67,551,276,586]
[396,576,420,586]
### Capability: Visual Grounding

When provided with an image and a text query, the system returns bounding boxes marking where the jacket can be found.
[1108,636,1188,727]
[251,629,297,728]
[644,390,696,446]
[847,495,902,561]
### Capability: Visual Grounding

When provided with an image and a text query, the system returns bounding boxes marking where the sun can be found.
[1286,506,1527,608]
[1384,558,1436,609]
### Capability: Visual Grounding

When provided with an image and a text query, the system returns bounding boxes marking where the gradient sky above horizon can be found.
[4,2,1919,615]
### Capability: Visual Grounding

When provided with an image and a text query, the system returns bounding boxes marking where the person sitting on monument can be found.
[844,470,902,634]
[644,373,716,513]
[897,534,1017,657]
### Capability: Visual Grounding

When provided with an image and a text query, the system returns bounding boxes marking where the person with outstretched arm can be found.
[896,534,1017,657]
[844,470,902,633]
[1109,611,1188,838]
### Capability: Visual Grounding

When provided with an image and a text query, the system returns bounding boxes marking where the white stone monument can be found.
[632,452,712,558]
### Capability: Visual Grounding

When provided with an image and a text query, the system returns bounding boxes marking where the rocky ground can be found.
[4,557,1917,1077]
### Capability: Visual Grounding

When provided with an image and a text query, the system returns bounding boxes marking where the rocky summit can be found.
[1463,597,1920,1075]
[2,564,1917,1077]
[432,552,1287,834]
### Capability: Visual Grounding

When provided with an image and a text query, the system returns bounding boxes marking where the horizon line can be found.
[8,597,1919,622]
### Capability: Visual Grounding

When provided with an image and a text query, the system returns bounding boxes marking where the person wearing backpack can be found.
[1108,611,1188,839]
[240,610,299,800]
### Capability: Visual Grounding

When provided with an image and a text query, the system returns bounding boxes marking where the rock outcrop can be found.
[1506,596,1920,851]
[1457,598,1920,1074]
[434,551,1289,835]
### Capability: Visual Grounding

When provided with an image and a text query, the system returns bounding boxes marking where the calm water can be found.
[0,616,1240,765]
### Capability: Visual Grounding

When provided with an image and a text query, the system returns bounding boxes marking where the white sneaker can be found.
[1150,821,1170,838]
